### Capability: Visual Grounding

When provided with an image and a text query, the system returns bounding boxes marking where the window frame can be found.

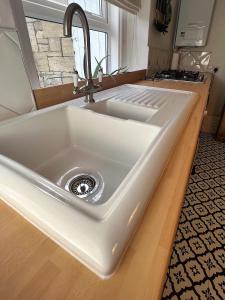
[22,0,120,74]
[22,0,109,34]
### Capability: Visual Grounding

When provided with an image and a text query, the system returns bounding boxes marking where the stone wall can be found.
[26,17,75,87]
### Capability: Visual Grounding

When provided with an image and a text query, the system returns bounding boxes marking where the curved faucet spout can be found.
[63,3,94,98]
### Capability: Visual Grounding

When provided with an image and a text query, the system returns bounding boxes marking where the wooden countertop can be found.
[0,76,211,300]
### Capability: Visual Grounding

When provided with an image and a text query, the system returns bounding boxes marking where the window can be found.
[73,27,107,78]
[70,0,103,17]
[23,0,120,87]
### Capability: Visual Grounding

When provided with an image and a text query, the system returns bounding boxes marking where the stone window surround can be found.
[26,17,75,88]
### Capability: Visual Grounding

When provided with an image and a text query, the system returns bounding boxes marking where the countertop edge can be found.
[135,76,212,299]
[0,76,212,300]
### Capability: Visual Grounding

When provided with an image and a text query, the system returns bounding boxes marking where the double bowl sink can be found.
[0,84,197,278]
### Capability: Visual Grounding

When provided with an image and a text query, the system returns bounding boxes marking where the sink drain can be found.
[68,175,96,197]
[63,169,104,201]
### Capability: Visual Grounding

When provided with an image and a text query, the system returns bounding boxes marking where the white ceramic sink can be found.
[85,99,156,122]
[0,84,198,278]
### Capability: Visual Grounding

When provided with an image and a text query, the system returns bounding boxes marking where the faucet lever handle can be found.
[98,68,103,85]
[73,70,79,88]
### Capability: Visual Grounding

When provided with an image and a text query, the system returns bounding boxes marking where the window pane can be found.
[26,17,75,87]
[68,0,102,16]
[26,17,107,87]
[72,27,107,78]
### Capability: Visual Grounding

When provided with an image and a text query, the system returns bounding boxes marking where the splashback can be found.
[0,29,36,122]
[178,50,212,72]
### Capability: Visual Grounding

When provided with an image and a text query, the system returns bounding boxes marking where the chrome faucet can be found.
[63,3,102,103]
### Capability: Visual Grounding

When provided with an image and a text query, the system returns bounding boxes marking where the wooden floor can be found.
[0,77,211,300]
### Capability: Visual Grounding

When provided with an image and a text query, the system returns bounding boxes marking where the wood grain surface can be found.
[0,76,211,300]
[34,70,146,109]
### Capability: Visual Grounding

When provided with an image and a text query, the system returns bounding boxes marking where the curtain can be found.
[106,0,141,14]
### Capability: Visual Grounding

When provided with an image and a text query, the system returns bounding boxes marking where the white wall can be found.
[0,0,37,122]
[200,0,225,133]
[0,0,15,28]
[0,30,35,121]
[121,0,151,71]
[11,0,40,89]
[148,0,179,74]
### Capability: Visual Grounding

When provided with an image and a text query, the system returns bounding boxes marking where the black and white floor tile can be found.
[162,134,225,300]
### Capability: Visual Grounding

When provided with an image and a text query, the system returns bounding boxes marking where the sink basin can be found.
[0,84,198,278]
[0,106,155,209]
[85,100,156,122]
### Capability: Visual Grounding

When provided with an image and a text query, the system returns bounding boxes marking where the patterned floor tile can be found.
[213,275,225,299]
[191,219,208,234]
[169,264,192,294]
[188,236,207,255]
[162,134,225,299]
[195,280,220,300]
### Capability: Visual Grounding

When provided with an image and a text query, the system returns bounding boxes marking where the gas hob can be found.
[153,70,205,83]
